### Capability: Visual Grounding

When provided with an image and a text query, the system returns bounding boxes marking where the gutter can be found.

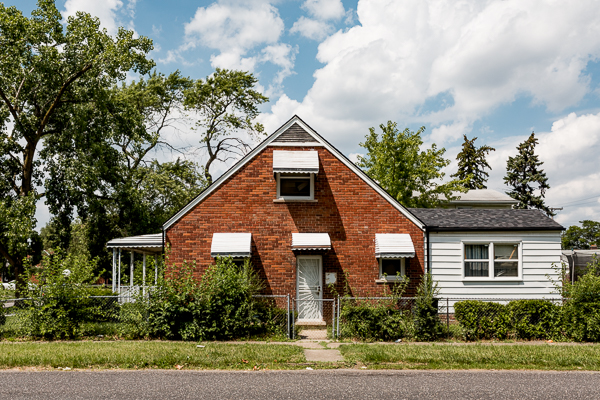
[425,227,430,274]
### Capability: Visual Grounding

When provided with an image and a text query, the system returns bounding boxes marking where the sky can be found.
[9,0,600,230]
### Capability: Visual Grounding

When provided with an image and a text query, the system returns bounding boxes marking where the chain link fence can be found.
[291,298,336,339]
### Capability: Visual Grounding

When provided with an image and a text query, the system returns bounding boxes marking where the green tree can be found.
[562,220,600,249]
[0,0,154,292]
[503,132,552,215]
[183,68,268,184]
[451,135,495,189]
[357,121,467,208]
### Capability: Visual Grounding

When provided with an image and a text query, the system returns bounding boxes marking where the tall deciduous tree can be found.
[562,220,600,250]
[183,69,268,185]
[0,0,154,292]
[357,121,467,208]
[451,135,495,189]
[503,132,552,216]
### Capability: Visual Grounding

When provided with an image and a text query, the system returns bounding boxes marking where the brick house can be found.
[108,115,564,322]
[162,115,425,314]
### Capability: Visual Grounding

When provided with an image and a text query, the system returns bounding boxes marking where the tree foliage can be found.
[183,68,268,184]
[504,132,552,215]
[0,0,154,291]
[357,121,467,208]
[451,135,495,190]
[562,220,600,250]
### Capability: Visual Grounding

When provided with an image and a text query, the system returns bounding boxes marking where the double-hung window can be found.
[463,242,520,280]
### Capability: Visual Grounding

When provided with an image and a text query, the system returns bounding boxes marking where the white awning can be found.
[273,150,319,174]
[292,233,331,250]
[106,233,163,253]
[375,234,415,258]
[211,233,252,258]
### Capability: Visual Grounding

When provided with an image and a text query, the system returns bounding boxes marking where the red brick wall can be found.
[165,146,425,297]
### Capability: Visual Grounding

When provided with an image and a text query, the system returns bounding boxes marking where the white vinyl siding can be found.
[429,231,562,299]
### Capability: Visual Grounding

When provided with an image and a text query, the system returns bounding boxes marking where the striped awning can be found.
[375,234,415,258]
[211,233,252,258]
[292,233,331,250]
[106,233,163,253]
[273,150,319,174]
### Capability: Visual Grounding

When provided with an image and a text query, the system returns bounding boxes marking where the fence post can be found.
[446,297,450,339]
[337,296,341,338]
[332,298,336,339]
[292,297,295,340]
[287,294,290,339]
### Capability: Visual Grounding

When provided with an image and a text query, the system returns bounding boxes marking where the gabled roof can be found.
[163,115,425,230]
[409,208,564,231]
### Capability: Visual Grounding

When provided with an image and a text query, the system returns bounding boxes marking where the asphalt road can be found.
[1,369,599,400]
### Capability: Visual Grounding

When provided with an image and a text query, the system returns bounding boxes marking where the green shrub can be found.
[340,301,413,341]
[16,250,105,339]
[413,272,444,341]
[508,299,560,340]
[562,301,600,342]
[144,257,279,341]
[454,301,511,340]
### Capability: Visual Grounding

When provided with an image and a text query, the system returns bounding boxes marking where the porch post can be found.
[142,253,146,295]
[112,249,116,293]
[130,251,134,287]
[118,248,121,293]
[154,255,158,285]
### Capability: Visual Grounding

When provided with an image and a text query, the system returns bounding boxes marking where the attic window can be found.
[273,150,318,200]
[277,173,313,199]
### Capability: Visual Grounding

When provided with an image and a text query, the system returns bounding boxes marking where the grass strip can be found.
[0,342,305,370]
[339,344,600,370]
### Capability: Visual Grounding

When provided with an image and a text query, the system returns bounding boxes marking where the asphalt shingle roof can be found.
[409,208,565,231]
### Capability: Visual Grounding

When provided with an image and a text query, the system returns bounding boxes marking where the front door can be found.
[297,256,323,321]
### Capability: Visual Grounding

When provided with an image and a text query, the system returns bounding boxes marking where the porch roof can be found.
[273,150,319,174]
[375,233,415,258]
[292,233,331,250]
[106,233,163,254]
[211,233,252,258]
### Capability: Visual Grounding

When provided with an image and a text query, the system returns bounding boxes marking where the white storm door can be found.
[297,256,323,321]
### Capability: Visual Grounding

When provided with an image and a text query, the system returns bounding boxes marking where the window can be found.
[463,243,520,279]
[276,173,314,200]
[379,258,406,280]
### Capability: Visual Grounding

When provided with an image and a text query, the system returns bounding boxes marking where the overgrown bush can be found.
[123,257,283,341]
[16,250,105,339]
[454,301,511,340]
[413,272,444,341]
[340,300,413,341]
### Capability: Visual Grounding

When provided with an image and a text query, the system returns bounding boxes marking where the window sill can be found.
[462,278,523,282]
[375,278,404,284]
[273,199,318,203]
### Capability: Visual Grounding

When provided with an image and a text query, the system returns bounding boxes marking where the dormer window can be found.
[273,150,318,201]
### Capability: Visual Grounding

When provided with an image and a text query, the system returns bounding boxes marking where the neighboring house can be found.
[107,115,564,322]
[441,189,519,209]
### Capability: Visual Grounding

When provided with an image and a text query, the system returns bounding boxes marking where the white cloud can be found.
[302,0,345,20]
[63,0,136,36]
[263,0,600,152]
[290,17,334,41]
[483,112,600,227]
[183,1,284,70]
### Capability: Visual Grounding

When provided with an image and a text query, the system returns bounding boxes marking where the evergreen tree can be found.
[451,135,495,189]
[503,133,552,215]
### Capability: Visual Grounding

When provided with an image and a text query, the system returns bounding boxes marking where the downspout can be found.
[425,227,430,274]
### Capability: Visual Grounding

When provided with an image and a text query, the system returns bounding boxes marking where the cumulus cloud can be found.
[263,0,600,152]
[63,0,136,36]
[183,1,284,70]
[302,0,345,20]
[481,112,600,227]
[290,17,334,41]
[291,0,345,40]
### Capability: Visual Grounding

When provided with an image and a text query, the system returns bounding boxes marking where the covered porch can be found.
[106,233,163,297]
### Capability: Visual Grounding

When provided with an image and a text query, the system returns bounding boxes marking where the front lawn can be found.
[0,342,305,370]
[339,343,600,370]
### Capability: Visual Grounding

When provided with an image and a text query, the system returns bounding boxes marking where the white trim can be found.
[276,173,314,200]
[461,241,522,281]
[163,115,425,230]
[268,142,325,147]
[378,257,406,280]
